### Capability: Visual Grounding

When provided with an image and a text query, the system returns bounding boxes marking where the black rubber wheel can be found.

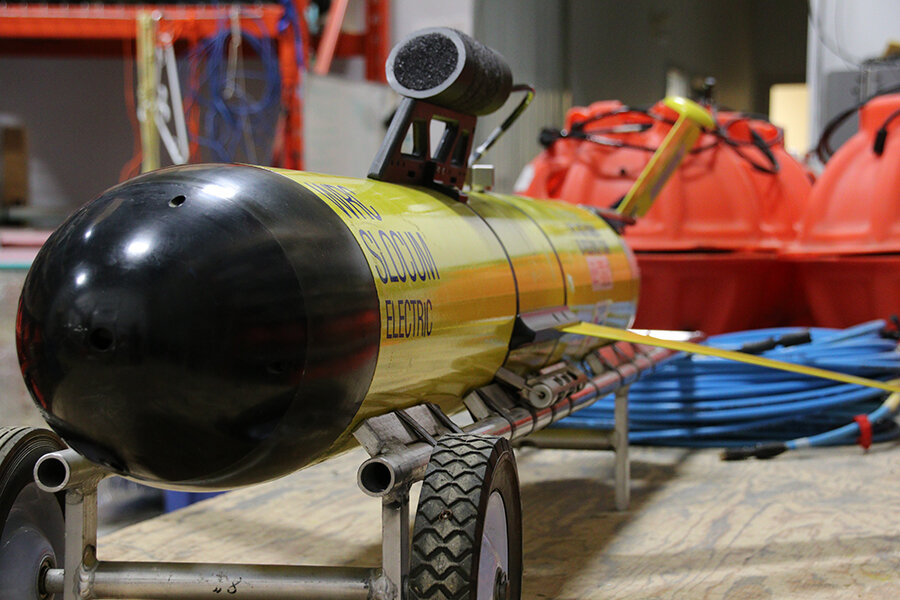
[0,426,66,600]
[409,434,522,600]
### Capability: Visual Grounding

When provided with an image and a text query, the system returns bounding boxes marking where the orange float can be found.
[787,94,900,327]
[519,99,812,333]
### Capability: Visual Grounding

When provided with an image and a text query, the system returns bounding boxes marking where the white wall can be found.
[303,74,395,177]
[0,56,133,215]
[807,0,900,145]
[392,0,474,39]
[473,0,570,192]
[567,0,756,110]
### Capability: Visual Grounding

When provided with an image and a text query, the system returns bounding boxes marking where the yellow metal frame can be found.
[136,11,159,173]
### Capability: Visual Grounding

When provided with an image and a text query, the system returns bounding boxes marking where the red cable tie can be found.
[853,414,873,451]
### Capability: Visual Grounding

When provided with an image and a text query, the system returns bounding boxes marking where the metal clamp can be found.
[495,362,587,409]
[355,403,463,499]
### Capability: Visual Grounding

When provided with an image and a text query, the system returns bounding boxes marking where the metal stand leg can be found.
[64,486,98,600]
[34,450,107,600]
[381,492,410,600]
[34,449,386,599]
[613,385,630,511]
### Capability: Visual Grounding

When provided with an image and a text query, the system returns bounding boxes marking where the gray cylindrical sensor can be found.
[386,27,513,116]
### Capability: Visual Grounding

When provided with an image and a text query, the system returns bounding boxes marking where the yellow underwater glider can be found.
[4,26,898,600]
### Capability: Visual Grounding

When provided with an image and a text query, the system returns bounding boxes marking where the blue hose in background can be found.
[556,320,900,459]
[186,16,283,163]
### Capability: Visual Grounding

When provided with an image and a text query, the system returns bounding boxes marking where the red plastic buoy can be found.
[519,99,812,333]
[792,94,900,255]
[786,94,900,327]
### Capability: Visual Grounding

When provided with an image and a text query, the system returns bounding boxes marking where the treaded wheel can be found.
[409,434,522,600]
[0,426,66,600]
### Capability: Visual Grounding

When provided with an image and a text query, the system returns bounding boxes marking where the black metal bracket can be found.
[395,408,438,446]
[509,306,580,349]
[368,97,476,200]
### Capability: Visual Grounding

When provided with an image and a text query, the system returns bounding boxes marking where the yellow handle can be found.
[616,96,713,219]
[562,322,900,394]
[663,96,716,129]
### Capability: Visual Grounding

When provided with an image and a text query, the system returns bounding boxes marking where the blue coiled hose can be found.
[186,16,283,163]
[557,320,900,458]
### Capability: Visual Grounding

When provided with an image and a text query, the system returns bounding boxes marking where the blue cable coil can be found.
[186,15,283,163]
[556,320,900,458]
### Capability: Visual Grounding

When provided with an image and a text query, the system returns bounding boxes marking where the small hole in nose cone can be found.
[89,327,114,351]
[169,195,186,207]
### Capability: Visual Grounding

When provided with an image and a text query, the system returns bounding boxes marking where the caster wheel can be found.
[0,427,66,600]
[409,434,522,600]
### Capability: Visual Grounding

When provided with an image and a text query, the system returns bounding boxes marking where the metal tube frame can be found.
[35,338,697,600]
[35,450,389,600]
[614,385,630,511]
[515,383,631,510]
[358,339,699,501]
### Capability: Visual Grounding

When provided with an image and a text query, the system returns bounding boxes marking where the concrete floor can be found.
[0,270,44,427]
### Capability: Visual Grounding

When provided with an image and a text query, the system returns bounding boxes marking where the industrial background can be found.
[2,1,900,599]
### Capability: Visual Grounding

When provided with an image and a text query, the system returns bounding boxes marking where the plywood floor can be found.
[101,442,900,599]
[0,270,44,428]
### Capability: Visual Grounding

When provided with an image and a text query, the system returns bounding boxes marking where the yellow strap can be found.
[562,322,900,394]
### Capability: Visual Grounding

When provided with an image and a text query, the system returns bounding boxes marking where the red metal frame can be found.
[0,0,390,170]
[312,0,348,76]
[275,0,309,170]
[307,0,389,82]
[363,0,389,82]
[0,4,283,41]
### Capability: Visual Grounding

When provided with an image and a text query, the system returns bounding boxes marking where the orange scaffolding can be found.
[311,0,388,81]
[0,3,308,169]
[0,1,392,171]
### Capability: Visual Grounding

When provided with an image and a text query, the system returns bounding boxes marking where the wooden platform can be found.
[100,442,900,599]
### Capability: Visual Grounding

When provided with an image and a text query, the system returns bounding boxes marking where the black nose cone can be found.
[17,165,379,489]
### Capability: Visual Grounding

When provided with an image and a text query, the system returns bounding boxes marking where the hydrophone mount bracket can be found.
[367,27,513,200]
